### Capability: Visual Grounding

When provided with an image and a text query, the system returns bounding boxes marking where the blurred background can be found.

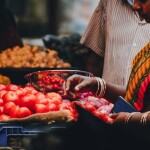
[0,0,99,72]
[0,0,99,85]
[7,0,99,39]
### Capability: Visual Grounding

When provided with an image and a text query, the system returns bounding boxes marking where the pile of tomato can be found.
[0,84,78,121]
[37,74,65,92]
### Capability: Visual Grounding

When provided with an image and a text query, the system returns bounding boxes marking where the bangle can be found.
[102,79,106,95]
[97,77,104,97]
[140,111,150,126]
[95,77,100,96]
[96,77,106,98]
[125,112,140,124]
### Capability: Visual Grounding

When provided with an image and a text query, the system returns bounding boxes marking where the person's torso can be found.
[102,0,150,86]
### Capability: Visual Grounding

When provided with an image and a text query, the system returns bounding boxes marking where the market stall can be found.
[1,1,150,150]
[0,69,114,149]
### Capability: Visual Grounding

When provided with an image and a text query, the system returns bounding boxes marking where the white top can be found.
[80,0,150,86]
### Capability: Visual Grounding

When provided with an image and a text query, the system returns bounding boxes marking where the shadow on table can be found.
[24,106,150,150]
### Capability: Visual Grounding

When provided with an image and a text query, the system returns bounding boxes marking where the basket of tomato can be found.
[0,83,79,148]
[0,84,78,123]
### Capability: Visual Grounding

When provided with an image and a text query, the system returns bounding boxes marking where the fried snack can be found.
[0,44,71,68]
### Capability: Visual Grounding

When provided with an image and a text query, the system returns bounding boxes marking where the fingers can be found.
[62,81,76,99]
[109,113,119,119]
[64,74,97,93]
[62,81,67,95]
[74,80,89,91]
[62,74,83,99]
[65,75,83,91]
[65,77,72,91]
[63,74,95,99]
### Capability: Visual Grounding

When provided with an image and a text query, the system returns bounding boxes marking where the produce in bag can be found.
[74,92,114,124]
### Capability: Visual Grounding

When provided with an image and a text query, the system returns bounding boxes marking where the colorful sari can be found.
[125,42,150,111]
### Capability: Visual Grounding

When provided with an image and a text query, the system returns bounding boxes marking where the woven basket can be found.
[0,110,75,124]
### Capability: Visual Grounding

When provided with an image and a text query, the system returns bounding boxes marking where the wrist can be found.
[140,111,150,126]
[125,112,141,125]
[95,77,106,98]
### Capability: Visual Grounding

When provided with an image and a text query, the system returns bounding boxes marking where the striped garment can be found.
[125,42,150,111]
[80,0,150,86]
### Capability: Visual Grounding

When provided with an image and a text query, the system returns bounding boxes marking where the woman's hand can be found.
[110,112,130,125]
[111,112,145,126]
[63,74,97,99]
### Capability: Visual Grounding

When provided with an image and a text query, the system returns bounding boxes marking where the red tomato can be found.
[30,90,38,95]
[48,103,59,111]
[36,98,49,105]
[0,98,3,106]
[48,97,62,105]
[0,114,10,121]
[46,92,62,105]
[19,94,36,111]
[16,107,32,118]
[10,105,19,118]
[60,101,76,112]
[0,90,7,98]
[0,84,6,90]
[35,104,49,113]
[52,84,59,90]
[4,102,16,115]
[6,84,20,91]
[84,102,96,112]
[20,88,28,94]
[16,89,26,97]
[25,87,38,95]
[2,91,19,104]
[0,106,4,115]
[35,93,46,100]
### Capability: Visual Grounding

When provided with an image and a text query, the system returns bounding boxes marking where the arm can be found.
[110,112,150,140]
[105,82,126,103]
[63,74,126,103]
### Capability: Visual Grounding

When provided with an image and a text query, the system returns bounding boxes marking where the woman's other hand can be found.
[110,112,130,125]
[110,112,142,125]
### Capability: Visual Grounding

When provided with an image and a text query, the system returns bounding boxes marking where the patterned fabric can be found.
[80,0,150,86]
[125,43,150,111]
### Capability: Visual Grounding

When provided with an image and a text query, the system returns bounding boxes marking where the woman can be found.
[63,0,150,126]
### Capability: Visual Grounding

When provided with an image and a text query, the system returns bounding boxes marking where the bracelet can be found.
[125,112,140,124]
[140,111,150,126]
[102,79,106,95]
[97,78,106,97]
[95,77,106,98]
[95,77,100,96]
[97,77,104,97]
